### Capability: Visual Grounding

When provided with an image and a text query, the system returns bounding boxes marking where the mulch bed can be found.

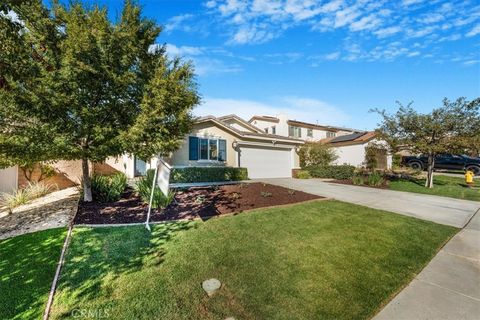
[74,182,322,225]
[330,179,390,189]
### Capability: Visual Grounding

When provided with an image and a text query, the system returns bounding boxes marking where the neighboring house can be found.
[249,114,362,141]
[113,115,304,179]
[323,132,392,169]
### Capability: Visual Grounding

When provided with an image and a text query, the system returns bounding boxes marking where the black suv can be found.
[402,154,480,175]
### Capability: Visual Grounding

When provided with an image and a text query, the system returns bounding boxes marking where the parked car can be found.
[402,154,480,175]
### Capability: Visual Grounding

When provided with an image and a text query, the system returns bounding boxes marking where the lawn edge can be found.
[74,197,332,228]
[369,225,461,319]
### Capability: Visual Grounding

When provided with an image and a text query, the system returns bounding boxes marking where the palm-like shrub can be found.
[367,172,384,187]
[135,169,174,209]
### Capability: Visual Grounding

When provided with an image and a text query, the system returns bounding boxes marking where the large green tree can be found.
[373,97,480,188]
[0,0,199,201]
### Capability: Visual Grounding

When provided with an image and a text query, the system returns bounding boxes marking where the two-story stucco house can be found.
[248,114,362,141]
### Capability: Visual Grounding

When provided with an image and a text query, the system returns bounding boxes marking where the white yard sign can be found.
[145,156,171,231]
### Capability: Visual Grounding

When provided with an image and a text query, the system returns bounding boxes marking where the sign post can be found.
[145,155,171,231]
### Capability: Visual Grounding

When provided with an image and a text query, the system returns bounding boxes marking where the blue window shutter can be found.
[189,137,199,160]
[219,139,227,162]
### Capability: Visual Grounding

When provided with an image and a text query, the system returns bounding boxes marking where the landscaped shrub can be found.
[367,171,384,187]
[392,154,402,169]
[298,142,338,167]
[170,167,248,183]
[306,165,355,180]
[136,169,174,209]
[352,174,365,185]
[88,173,127,202]
[0,182,55,212]
[296,170,311,179]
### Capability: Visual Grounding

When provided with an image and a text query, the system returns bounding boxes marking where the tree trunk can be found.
[425,153,435,188]
[82,157,93,202]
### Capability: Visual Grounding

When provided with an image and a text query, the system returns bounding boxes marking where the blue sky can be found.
[66,1,479,130]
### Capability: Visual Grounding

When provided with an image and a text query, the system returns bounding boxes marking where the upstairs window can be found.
[289,126,302,138]
[307,128,313,137]
[326,131,336,138]
[271,126,276,134]
[264,127,269,134]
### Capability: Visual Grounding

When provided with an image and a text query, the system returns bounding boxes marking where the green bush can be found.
[392,154,402,168]
[306,165,355,180]
[89,173,127,202]
[352,175,365,185]
[170,167,248,183]
[296,170,311,179]
[298,142,338,167]
[367,171,384,187]
[136,169,175,209]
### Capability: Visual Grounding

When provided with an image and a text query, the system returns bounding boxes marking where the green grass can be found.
[50,200,456,320]
[0,228,66,320]
[389,175,480,201]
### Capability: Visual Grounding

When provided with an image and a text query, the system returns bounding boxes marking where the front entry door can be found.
[134,157,147,176]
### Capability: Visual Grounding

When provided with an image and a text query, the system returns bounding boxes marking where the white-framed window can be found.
[264,127,269,134]
[271,126,276,134]
[326,131,336,138]
[190,137,227,162]
[289,125,301,138]
[307,128,313,137]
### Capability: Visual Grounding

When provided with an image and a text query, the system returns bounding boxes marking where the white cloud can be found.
[463,60,479,66]
[164,14,194,32]
[194,58,243,76]
[324,52,341,60]
[349,14,382,31]
[406,51,420,57]
[374,26,402,38]
[197,96,350,126]
[205,0,217,8]
[466,24,480,37]
[402,0,423,6]
[165,44,204,56]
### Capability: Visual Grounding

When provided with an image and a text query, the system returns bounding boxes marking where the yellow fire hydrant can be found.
[465,170,475,187]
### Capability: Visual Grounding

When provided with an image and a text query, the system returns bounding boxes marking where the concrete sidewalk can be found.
[374,210,480,320]
[259,178,480,228]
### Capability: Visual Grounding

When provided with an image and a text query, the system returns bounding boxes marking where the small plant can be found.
[288,189,296,195]
[352,175,365,186]
[195,195,206,204]
[367,171,384,187]
[260,191,272,198]
[135,170,174,208]
[0,182,55,212]
[87,173,127,202]
[231,192,241,200]
[296,170,311,179]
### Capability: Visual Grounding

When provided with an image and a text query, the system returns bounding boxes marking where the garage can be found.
[239,145,293,179]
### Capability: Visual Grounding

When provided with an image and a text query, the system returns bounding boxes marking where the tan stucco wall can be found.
[170,122,239,167]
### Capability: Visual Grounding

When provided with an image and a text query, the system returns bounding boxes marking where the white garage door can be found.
[0,166,18,194]
[240,146,292,179]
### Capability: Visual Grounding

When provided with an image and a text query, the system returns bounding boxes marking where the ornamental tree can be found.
[0,0,199,201]
[372,97,480,188]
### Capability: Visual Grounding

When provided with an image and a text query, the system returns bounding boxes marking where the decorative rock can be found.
[202,278,221,296]
[224,317,235,320]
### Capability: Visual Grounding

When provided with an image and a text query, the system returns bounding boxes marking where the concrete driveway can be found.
[259,178,480,228]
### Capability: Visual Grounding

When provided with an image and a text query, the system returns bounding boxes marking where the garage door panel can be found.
[240,146,291,179]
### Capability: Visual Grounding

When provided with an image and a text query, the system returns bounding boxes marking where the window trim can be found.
[197,137,227,162]
[307,128,313,137]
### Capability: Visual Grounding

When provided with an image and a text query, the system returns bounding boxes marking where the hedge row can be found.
[170,167,248,183]
[305,165,355,180]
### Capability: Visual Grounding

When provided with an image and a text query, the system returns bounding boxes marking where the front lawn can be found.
[0,228,66,320]
[389,175,479,201]
[51,201,456,320]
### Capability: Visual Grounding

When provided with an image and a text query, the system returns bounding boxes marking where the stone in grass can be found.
[202,278,221,296]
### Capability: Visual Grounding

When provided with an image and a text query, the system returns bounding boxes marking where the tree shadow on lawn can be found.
[0,228,66,320]
[53,221,193,318]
